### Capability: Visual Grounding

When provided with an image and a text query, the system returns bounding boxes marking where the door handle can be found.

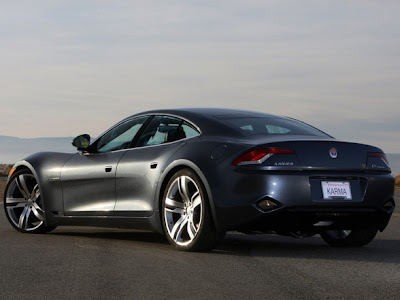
[105,166,112,172]
[150,162,158,169]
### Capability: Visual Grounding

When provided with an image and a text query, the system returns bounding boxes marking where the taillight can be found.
[368,152,389,166]
[232,148,295,166]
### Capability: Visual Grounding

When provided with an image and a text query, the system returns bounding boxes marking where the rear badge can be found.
[329,148,338,159]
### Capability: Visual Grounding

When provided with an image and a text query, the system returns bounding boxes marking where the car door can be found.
[115,115,200,213]
[61,116,149,215]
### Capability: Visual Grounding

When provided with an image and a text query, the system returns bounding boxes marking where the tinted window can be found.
[224,117,327,137]
[182,122,200,138]
[136,116,199,147]
[96,116,148,153]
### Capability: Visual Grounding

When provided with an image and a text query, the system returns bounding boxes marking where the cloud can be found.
[0,1,399,152]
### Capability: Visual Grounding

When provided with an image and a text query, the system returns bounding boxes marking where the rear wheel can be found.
[320,228,378,247]
[4,169,56,233]
[162,169,219,251]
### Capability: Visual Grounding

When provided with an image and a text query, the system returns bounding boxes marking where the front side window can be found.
[96,116,149,153]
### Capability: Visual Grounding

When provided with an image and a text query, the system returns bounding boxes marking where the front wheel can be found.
[320,228,378,247]
[4,169,56,233]
[162,169,219,251]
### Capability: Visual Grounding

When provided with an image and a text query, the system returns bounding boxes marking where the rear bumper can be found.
[209,169,395,232]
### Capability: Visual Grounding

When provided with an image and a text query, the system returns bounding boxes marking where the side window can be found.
[96,116,148,153]
[136,116,199,147]
[182,122,200,138]
[239,124,253,132]
[265,125,291,134]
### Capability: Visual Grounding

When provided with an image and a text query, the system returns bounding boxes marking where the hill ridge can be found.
[0,135,75,163]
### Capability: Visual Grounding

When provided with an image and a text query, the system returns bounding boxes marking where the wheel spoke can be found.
[32,203,45,221]
[192,195,202,209]
[170,215,186,240]
[178,176,191,203]
[174,218,189,242]
[33,202,44,214]
[31,184,40,201]
[187,219,196,239]
[165,207,184,215]
[14,202,27,209]
[342,230,351,237]
[165,197,185,209]
[191,190,199,203]
[18,206,31,230]
[5,197,26,205]
[16,175,31,199]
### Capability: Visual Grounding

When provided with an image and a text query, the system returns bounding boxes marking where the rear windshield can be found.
[223,117,328,137]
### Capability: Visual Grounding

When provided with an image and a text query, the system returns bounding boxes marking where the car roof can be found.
[140,107,276,118]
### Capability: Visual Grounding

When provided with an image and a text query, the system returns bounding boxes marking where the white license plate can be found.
[321,181,352,200]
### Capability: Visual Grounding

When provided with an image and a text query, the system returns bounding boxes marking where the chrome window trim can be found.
[132,114,201,149]
[141,112,202,135]
[89,113,201,153]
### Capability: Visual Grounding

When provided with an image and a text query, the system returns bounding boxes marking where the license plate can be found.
[321,181,352,200]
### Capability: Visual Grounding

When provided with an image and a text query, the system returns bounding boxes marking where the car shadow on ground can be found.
[215,233,400,263]
[52,228,170,245]
[50,228,400,264]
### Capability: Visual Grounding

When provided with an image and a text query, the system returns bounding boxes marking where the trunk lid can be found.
[235,135,385,172]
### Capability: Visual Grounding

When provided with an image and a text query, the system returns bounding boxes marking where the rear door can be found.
[114,115,200,213]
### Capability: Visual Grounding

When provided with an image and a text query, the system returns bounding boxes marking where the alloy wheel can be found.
[4,171,45,232]
[164,175,203,246]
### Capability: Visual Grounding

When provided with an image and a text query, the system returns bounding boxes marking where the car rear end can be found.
[207,115,395,237]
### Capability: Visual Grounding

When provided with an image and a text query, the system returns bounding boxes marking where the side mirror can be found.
[72,134,91,151]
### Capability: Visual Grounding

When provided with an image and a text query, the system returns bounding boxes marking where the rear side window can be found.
[224,117,327,137]
[182,122,200,138]
[136,116,200,147]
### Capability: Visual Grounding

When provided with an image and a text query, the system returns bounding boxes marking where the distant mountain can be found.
[1,135,399,174]
[0,135,76,163]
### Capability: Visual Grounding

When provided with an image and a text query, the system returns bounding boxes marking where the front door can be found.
[61,115,150,215]
[61,151,126,214]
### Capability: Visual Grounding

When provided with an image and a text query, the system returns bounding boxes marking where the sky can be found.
[1,0,399,153]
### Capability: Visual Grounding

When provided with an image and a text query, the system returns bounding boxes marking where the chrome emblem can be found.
[329,148,338,159]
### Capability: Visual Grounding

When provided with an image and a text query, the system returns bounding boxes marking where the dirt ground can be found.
[0,178,6,199]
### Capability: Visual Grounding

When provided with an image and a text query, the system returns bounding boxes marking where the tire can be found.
[161,169,219,251]
[320,228,378,247]
[3,169,56,234]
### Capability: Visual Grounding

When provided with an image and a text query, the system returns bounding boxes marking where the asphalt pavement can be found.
[0,191,399,299]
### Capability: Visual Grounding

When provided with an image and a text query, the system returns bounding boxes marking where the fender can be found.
[155,159,221,231]
[11,152,75,223]
[8,160,54,226]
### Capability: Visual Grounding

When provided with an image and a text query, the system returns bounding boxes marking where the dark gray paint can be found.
[7,108,395,236]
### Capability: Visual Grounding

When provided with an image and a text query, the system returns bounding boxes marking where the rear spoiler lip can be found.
[235,165,392,174]
[231,135,382,151]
